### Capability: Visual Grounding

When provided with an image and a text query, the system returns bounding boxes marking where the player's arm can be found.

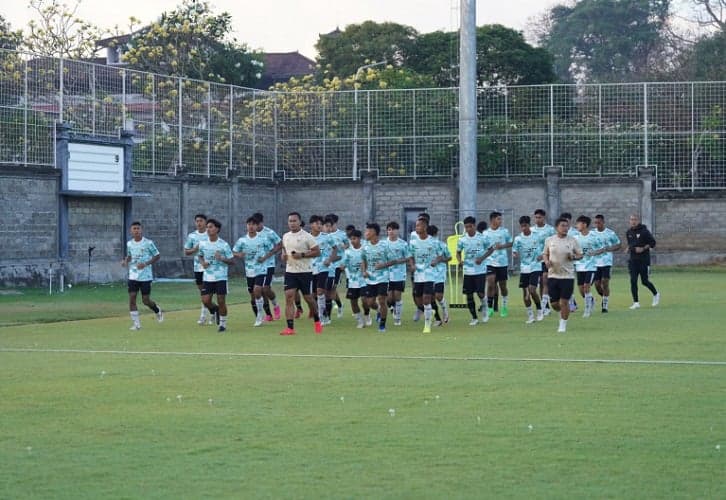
[571,241,583,261]
[215,247,236,266]
[183,238,199,256]
[543,243,551,267]
[258,242,282,263]
[139,252,161,269]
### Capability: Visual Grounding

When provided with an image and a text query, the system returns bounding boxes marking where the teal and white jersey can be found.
[259,226,281,269]
[362,240,391,285]
[456,232,489,275]
[199,238,233,282]
[512,232,544,274]
[567,227,580,238]
[342,247,365,289]
[574,231,601,272]
[232,233,267,278]
[184,230,208,272]
[531,224,555,247]
[594,227,620,267]
[386,238,410,282]
[126,237,160,282]
[432,239,451,284]
[312,232,336,275]
[484,227,512,268]
[329,229,350,252]
[409,236,439,283]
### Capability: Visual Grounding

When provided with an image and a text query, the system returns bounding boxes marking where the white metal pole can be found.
[458,0,477,219]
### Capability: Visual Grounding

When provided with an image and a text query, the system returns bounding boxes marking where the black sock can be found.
[251,303,258,315]
[335,298,342,308]
[487,296,494,308]
[313,313,320,322]
[287,319,294,329]
[432,301,441,321]
[466,295,477,319]
[263,302,272,316]
[149,303,160,314]
[325,300,333,316]
[295,300,303,311]
[380,317,387,327]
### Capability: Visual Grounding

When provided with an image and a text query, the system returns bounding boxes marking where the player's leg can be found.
[497,269,509,317]
[281,273,299,334]
[262,266,280,320]
[638,264,659,305]
[435,282,448,324]
[324,276,335,324]
[486,268,496,316]
[194,272,209,324]
[252,280,266,326]
[529,272,543,321]
[376,284,389,332]
[520,273,534,323]
[421,282,434,333]
[628,261,640,308]
[128,281,141,330]
[216,284,229,332]
[347,288,364,328]
[140,281,162,322]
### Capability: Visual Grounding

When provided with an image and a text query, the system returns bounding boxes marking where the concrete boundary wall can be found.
[1,168,724,286]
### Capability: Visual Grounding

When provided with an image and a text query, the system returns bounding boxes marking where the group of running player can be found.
[122,208,660,335]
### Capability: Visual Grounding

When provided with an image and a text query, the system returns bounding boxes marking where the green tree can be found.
[405,30,458,86]
[0,14,22,51]
[678,30,726,79]
[23,0,104,58]
[540,0,671,83]
[121,0,263,86]
[315,21,418,78]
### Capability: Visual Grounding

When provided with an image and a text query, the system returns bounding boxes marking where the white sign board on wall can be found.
[68,143,124,193]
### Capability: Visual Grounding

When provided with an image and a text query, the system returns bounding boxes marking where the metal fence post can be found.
[413,89,417,177]
[151,74,156,176]
[91,64,96,136]
[177,77,183,175]
[59,57,64,123]
[229,86,234,179]
[549,84,554,169]
[643,83,648,173]
[691,82,695,193]
[322,94,327,180]
[23,58,28,165]
[367,90,372,173]
[121,68,127,133]
[273,94,279,176]
[207,85,211,177]
[598,84,602,176]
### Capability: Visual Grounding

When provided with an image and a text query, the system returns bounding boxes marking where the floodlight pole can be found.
[353,60,387,180]
[458,0,477,220]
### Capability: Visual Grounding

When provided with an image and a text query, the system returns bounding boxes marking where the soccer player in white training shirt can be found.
[512,215,545,324]
[409,217,445,334]
[592,214,621,313]
[427,224,452,326]
[252,212,282,321]
[121,221,163,330]
[198,218,235,333]
[574,215,602,318]
[361,222,392,333]
[233,216,269,327]
[531,209,555,315]
[342,229,370,328]
[385,221,410,326]
[456,216,494,325]
[280,212,322,335]
[485,211,513,318]
[543,217,583,333]
[183,213,210,325]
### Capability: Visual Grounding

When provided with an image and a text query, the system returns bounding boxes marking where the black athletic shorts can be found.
[314,272,334,291]
[576,271,596,286]
[346,287,363,300]
[333,267,343,286]
[462,274,486,295]
[194,271,204,286]
[594,266,611,281]
[413,281,435,297]
[284,272,314,294]
[433,282,445,294]
[246,275,266,293]
[128,280,152,295]
[201,280,227,296]
[388,280,406,292]
[487,265,509,282]
[363,282,389,298]
[519,271,542,289]
[547,278,574,302]
[261,267,275,287]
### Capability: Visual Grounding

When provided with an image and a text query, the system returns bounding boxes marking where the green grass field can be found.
[1,269,725,498]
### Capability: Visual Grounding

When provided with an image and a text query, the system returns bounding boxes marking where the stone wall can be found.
[2,167,725,286]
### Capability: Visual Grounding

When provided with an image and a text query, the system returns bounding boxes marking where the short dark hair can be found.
[560,212,572,220]
[519,215,531,225]
[463,216,476,225]
[366,222,381,235]
[130,221,142,227]
[489,211,502,220]
[386,221,400,230]
[323,216,334,225]
[288,211,302,221]
[309,214,323,224]
[324,213,339,223]
[576,215,591,226]
[534,209,546,216]
[555,217,569,227]
[194,213,207,220]
[345,224,355,232]
[350,229,362,239]
[207,218,221,230]
[246,216,257,224]
[251,212,264,223]
[416,217,429,227]
[476,221,488,232]
[417,212,430,222]
[427,224,439,236]
[595,214,605,221]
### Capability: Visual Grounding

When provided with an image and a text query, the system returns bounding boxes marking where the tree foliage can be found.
[23,0,104,58]
[540,0,671,83]
[121,0,263,86]
[0,15,23,51]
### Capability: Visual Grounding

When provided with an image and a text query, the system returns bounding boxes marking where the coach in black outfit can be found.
[625,214,660,309]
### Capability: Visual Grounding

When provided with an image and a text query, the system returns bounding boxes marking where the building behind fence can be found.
[1,49,724,191]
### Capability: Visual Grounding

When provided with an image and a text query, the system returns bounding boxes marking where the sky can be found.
[1,0,562,59]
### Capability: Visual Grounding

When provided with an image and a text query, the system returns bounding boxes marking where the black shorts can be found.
[576,271,596,286]
[388,280,406,292]
[433,282,445,294]
[314,273,334,291]
[413,281,435,297]
[284,272,314,295]
[487,265,509,282]
[246,275,266,293]
[364,282,389,298]
[519,271,542,289]
[547,278,574,302]
[261,267,275,287]
[333,267,343,286]
[462,274,486,295]
[595,266,611,281]
[201,280,228,296]
[346,287,363,300]
[128,280,152,295]
[194,271,204,286]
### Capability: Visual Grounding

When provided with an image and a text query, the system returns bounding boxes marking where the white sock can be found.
[559,318,567,330]
[395,300,403,318]
[502,295,509,308]
[439,299,448,316]
[354,312,361,321]
[130,311,140,324]
[255,297,265,319]
[585,293,593,309]
[220,315,227,327]
[542,294,550,308]
[526,306,533,317]
[424,304,433,323]
[603,296,609,308]
[317,294,326,318]
[200,304,207,319]
[270,297,278,306]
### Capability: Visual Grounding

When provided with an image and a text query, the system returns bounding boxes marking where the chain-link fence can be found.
[1,49,724,190]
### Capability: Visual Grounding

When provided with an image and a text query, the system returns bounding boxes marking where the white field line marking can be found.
[1,348,725,366]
